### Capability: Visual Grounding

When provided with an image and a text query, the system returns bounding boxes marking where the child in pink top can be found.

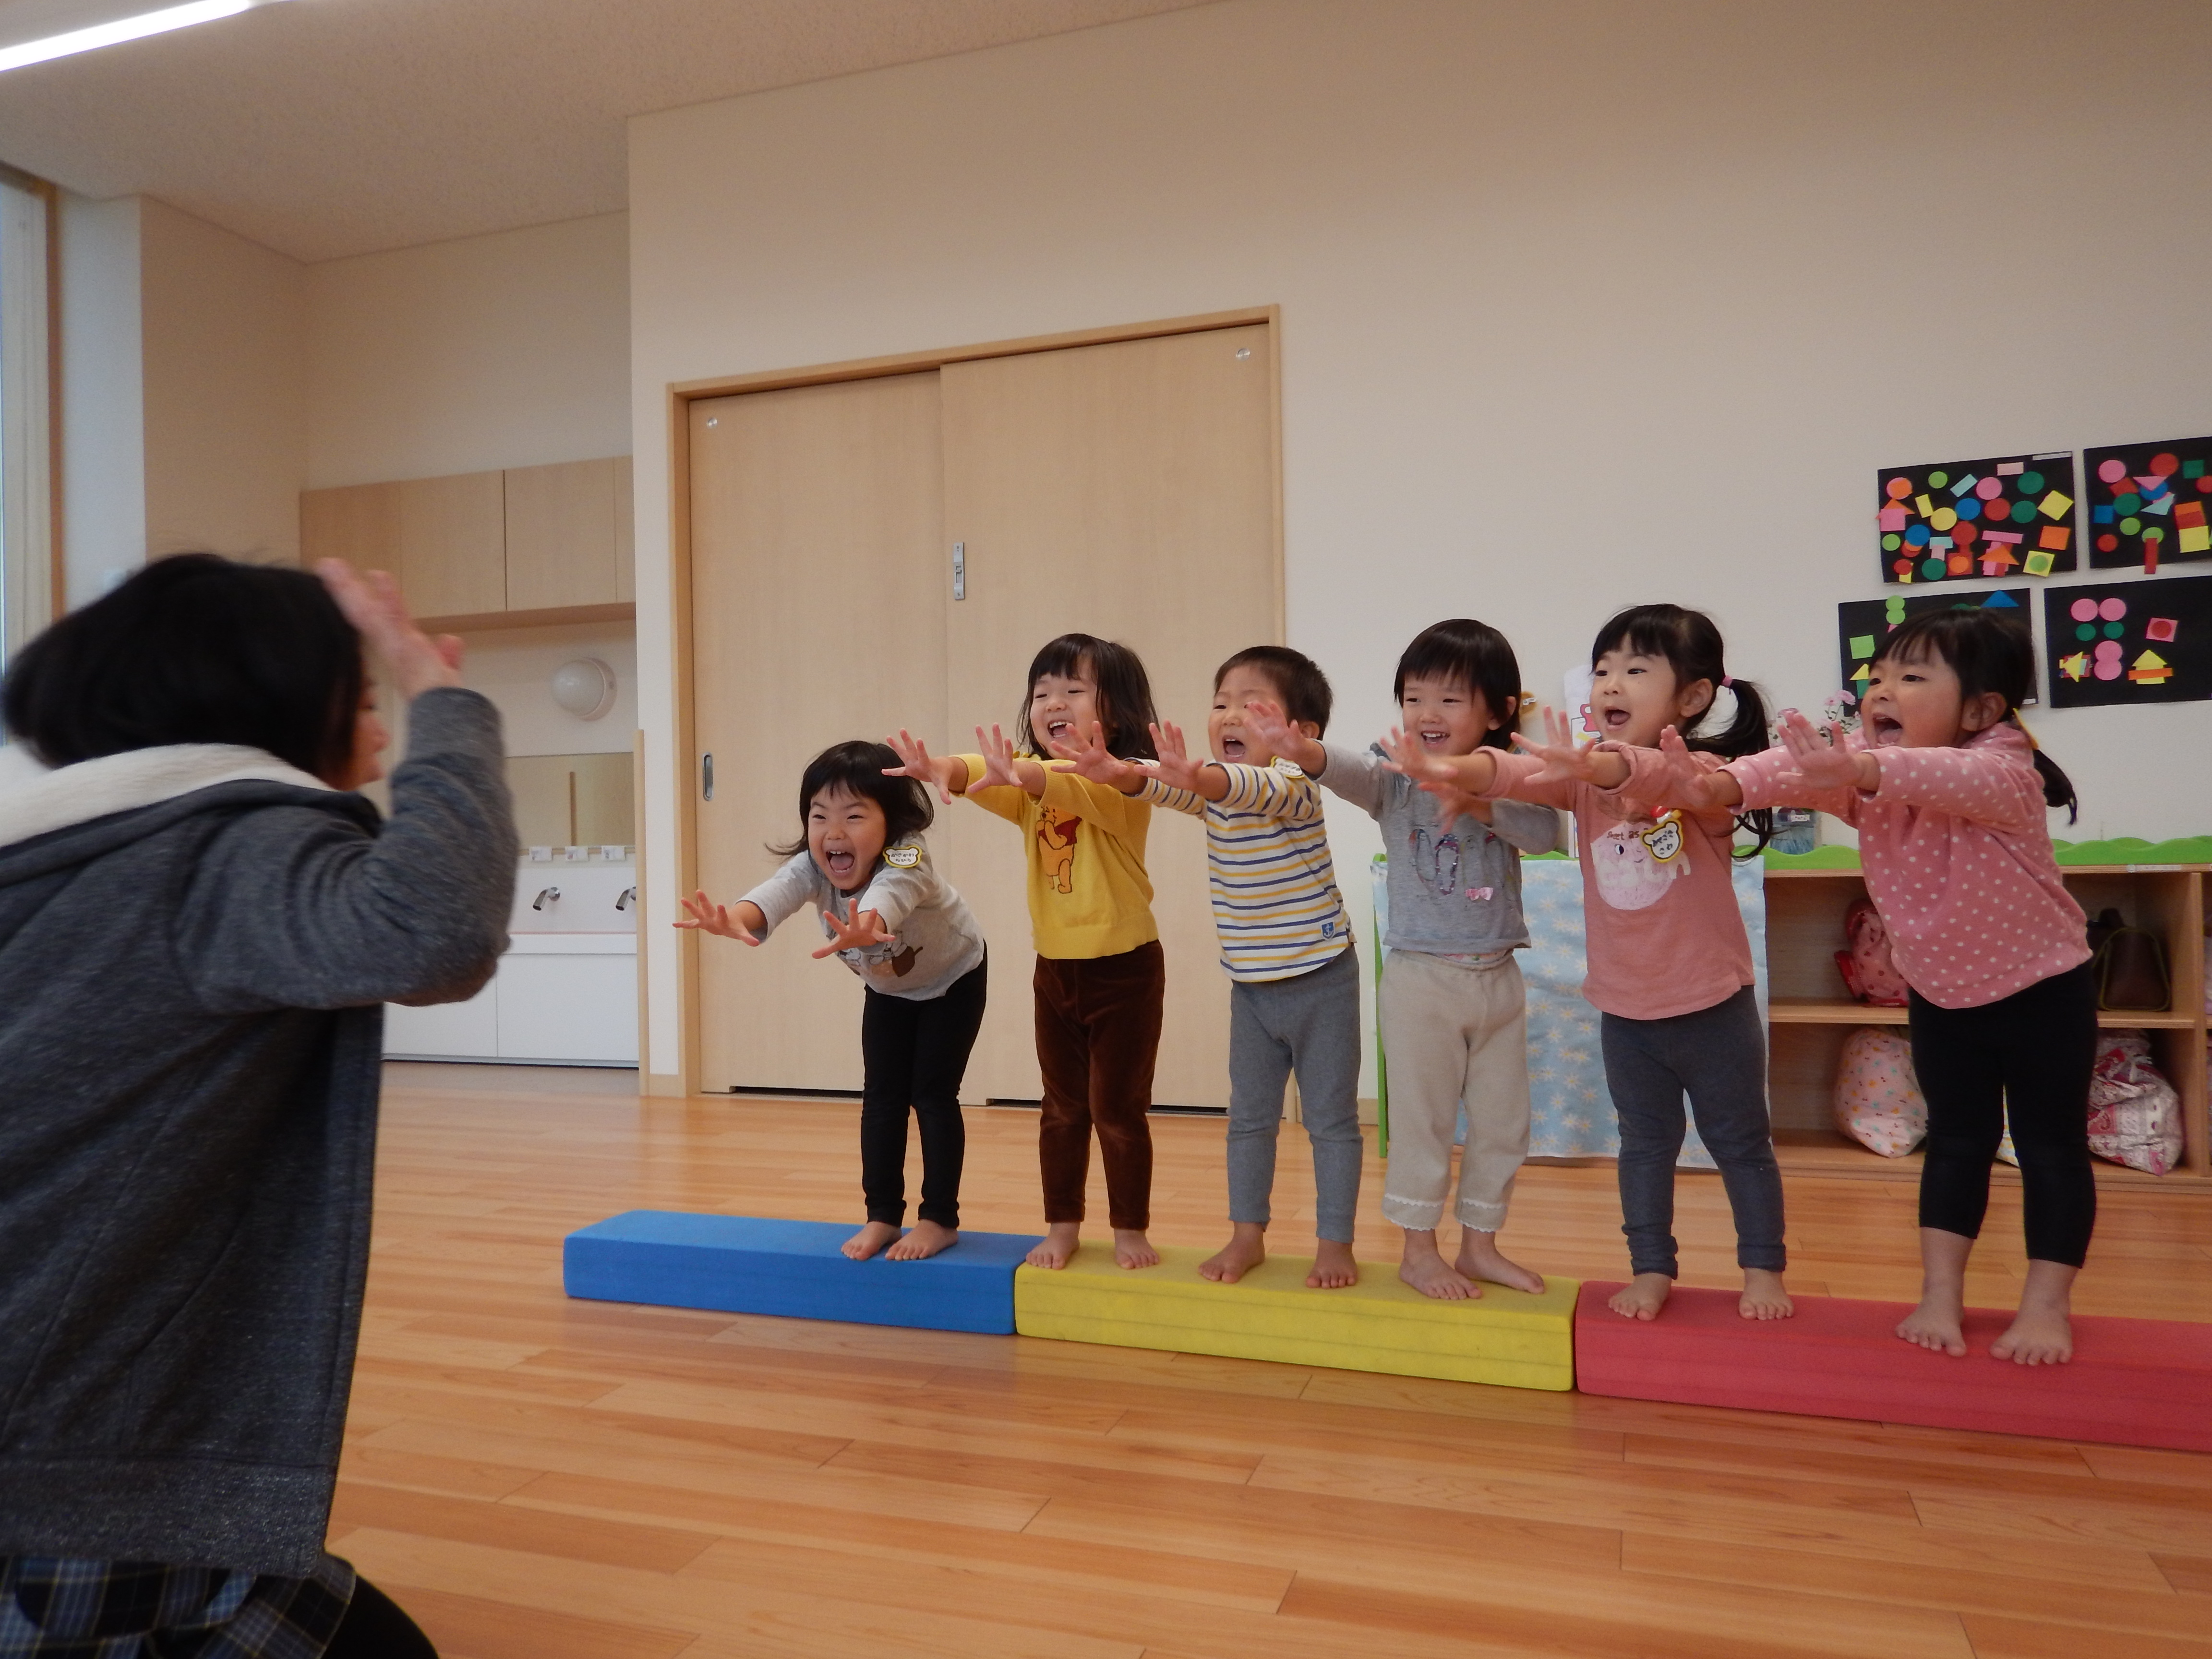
[1388,605,1791,1323]
[1664,608,2092,1366]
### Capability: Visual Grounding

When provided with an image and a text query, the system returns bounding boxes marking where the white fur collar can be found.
[0,742,332,850]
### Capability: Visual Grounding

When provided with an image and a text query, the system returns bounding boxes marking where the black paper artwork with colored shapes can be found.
[2082,438,2212,573]
[2044,574,2212,708]
[1877,454,2078,586]
[1837,589,2032,702]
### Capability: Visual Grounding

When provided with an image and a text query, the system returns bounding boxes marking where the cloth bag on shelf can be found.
[2087,1029,2182,1176]
[1834,897,1909,1007]
[1833,1026,1926,1157]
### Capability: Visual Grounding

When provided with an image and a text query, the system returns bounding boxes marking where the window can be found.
[0,166,55,666]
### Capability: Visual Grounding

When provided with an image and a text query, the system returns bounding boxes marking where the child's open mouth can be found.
[1601,707,1632,730]
[825,848,856,878]
[1220,735,1246,760]
[1868,716,1904,746]
[1045,719,1073,743]
[1418,728,1449,749]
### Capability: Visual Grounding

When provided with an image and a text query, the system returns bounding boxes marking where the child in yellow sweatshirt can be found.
[887,633,1165,1271]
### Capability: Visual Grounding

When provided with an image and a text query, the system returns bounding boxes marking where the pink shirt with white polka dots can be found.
[1727,722,2089,1010]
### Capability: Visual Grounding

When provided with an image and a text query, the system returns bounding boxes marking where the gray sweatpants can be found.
[1226,945,1364,1244]
[1600,985,1787,1278]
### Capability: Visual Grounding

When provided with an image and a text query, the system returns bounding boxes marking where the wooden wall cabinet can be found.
[301,457,633,628]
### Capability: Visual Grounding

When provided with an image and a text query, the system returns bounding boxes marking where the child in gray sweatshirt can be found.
[1251,618,1560,1303]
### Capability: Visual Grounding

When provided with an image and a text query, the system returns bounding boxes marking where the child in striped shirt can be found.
[1056,647,1363,1288]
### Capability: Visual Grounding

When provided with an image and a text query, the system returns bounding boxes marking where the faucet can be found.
[532,886,561,911]
[616,888,637,912]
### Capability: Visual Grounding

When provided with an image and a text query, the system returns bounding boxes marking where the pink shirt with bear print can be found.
[1481,745,1755,1022]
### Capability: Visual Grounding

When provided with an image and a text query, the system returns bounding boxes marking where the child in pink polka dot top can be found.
[1658,609,2092,1369]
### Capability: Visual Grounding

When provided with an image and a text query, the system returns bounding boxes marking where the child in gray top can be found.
[1248,618,1561,1307]
[680,742,986,1262]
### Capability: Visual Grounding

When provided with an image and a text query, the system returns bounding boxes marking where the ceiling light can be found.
[0,0,287,74]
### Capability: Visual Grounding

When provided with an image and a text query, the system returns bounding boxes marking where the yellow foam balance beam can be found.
[1013,1246,1576,1391]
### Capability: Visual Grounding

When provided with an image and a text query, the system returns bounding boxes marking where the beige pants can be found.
[1378,948,1530,1232]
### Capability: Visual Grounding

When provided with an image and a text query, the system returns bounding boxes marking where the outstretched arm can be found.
[1653,726,1746,810]
[973,723,1051,796]
[1147,719,1228,801]
[1241,699,1326,777]
[812,906,894,960]
[673,890,768,944]
[1508,706,1629,790]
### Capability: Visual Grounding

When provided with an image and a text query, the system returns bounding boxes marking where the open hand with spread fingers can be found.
[1509,705,1609,785]
[813,906,894,959]
[883,729,958,803]
[1653,725,1740,810]
[1148,719,1211,792]
[1049,719,1137,789]
[1778,710,1868,792]
[674,889,761,945]
[973,722,1025,791]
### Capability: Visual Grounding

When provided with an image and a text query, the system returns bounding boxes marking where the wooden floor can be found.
[336,1063,2212,1659]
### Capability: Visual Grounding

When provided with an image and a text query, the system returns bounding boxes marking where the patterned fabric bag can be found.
[2087,1029,2182,1176]
[1834,896,1909,1007]
[1833,1026,1925,1156]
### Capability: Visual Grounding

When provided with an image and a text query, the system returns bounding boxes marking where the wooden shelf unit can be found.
[1764,863,2211,1179]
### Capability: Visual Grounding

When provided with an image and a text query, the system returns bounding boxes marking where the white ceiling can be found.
[0,0,1216,262]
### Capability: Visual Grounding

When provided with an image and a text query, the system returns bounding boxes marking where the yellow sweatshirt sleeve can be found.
[951,756,1033,826]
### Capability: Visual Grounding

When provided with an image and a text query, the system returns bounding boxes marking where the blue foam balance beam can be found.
[564,1212,1043,1335]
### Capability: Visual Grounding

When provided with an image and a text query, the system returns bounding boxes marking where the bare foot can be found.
[884,1219,957,1261]
[1739,1268,1794,1321]
[1399,1229,1479,1301]
[1896,1292,1968,1357]
[1114,1228,1160,1269]
[1607,1273,1671,1321]
[1455,1229,1546,1295]
[1199,1223,1266,1283]
[1308,1238,1358,1289]
[1991,1304,2073,1365]
[1026,1221,1081,1269]
[842,1220,902,1261]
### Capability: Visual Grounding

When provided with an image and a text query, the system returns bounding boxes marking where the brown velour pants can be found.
[1034,940,1165,1230]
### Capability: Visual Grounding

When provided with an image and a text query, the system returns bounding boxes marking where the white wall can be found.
[306,212,630,486]
[458,622,639,759]
[628,0,2212,1083]
[140,199,307,564]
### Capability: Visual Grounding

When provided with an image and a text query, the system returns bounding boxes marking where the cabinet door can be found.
[689,373,947,1093]
[505,457,634,610]
[496,955,639,1064]
[394,471,505,619]
[385,978,499,1059]
[301,481,400,569]
[940,324,1277,1106]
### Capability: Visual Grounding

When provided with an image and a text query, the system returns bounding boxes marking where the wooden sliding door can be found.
[690,372,946,1093]
[687,317,1280,1106]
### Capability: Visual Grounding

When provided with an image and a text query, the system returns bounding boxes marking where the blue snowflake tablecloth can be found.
[1372,854,1767,1167]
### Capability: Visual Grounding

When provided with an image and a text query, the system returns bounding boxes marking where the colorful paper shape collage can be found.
[2083,437,2212,573]
[1835,589,2029,700]
[2042,575,2211,708]
[1876,454,2078,587]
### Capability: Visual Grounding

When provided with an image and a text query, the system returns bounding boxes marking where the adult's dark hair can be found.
[768,740,934,860]
[1394,618,1524,752]
[1875,608,2077,821]
[1591,602,1773,854]
[1215,645,1333,735]
[3,553,363,780]
[1015,633,1159,761]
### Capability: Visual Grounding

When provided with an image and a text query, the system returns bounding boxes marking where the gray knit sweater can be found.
[0,689,513,1575]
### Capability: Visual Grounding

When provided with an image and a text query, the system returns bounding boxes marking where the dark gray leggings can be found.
[1600,986,1786,1278]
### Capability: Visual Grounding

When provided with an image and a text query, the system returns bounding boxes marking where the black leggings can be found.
[325,1575,438,1658]
[1909,961,2097,1267]
[860,958,987,1229]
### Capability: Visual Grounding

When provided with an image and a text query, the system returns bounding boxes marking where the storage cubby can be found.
[1764,863,2210,1179]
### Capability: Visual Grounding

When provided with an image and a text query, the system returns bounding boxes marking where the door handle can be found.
[702,753,714,800]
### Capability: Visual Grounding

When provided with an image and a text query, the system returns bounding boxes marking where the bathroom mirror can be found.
[507,753,634,849]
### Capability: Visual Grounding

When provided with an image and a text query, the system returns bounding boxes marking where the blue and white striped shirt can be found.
[1139,759,1350,982]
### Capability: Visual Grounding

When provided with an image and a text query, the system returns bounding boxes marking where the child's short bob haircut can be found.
[3,553,362,781]
[1875,608,2077,820]
[1393,619,1523,752]
[769,740,934,861]
[1016,633,1159,762]
[1215,645,1333,735]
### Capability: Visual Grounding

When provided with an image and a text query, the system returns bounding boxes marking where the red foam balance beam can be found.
[1574,1281,2212,1452]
